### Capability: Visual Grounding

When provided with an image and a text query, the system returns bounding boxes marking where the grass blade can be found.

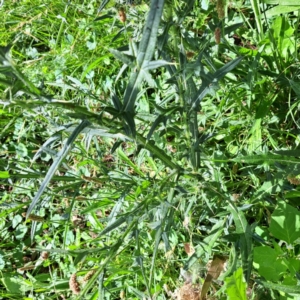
[250,0,263,37]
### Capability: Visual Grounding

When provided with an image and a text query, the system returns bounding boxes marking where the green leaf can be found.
[285,190,300,198]
[111,92,123,111]
[289,80,300,98]
[128,286,147,298]
[266,5,300,17]
[117,148,145,176]
[76,220,136,299]
[286,258,300,277]
[271,16,294,38]
[251,180,283,204]
[1,274,23,294]
[177,0,196,23]
[274,149,300,156]
[0,171,9,179]
[184,221,227,279]
[203,218,226,257]
[225,268,247,300]
[232,153,300,165]
[122,0,165,114]
[253,246,287,281]
[227,201,253,283]
[97,0,110,13]
[143,60,174,71]
[248,119,262,153]
[250,0,263,36]
[279,0,300,3]
[122,110,137,137]
[94,13,113,22]
[80,56,110,81]
[269,201,300,244]
[136,133,181,170]
[14,143,28,157]
[190,57,243,111]
[146,115,167,140]
[0,46,42,96]
[136,0,165,69]
[265,0,300,3]
[259,280,300,294]
[98,216,127,236]
[109,48,135,66]
[26,120,91,222]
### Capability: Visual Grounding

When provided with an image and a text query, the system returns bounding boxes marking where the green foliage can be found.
[269,201,300,244]
[253,202,300,298]
[0,0,300,299]
[225,267,247,300]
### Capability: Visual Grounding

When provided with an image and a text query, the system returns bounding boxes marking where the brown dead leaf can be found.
[200,255,227,300]
[184,243,195,256]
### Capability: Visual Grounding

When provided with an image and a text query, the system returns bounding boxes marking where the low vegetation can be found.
[1,0,300,299]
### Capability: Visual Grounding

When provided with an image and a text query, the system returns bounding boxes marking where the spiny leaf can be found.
[97,0,110,13]
[136,133,181,170]
[0,46,41,96]
[147,115,167,140]
[258,280,300,293]
[26,120,91,222]
[227,201,253,283]
[190,56,243,111]
[232,153,300,165]
[143,59,175,71]
[111,92,122,111]
[122,0,165,115]
[109,48,135,66]
[98,216,127,236]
